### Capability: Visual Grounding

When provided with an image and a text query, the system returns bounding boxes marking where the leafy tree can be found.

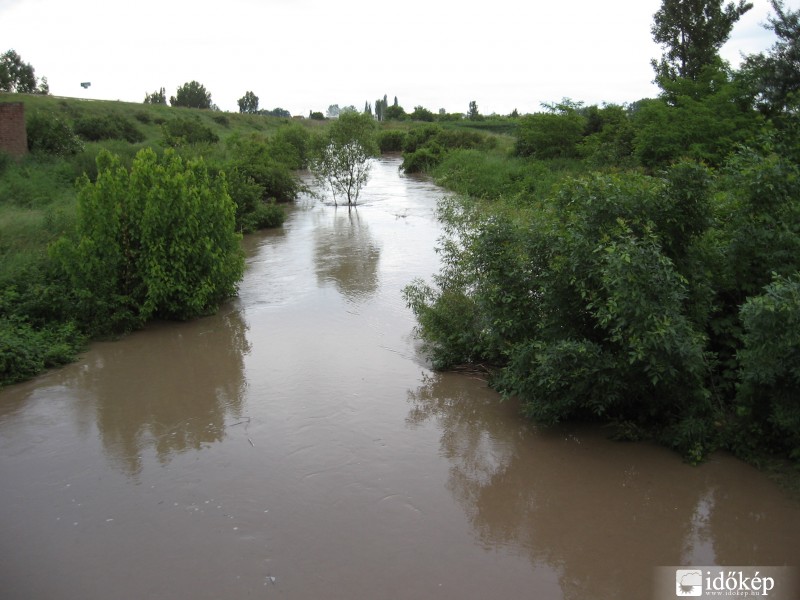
[310,112,378,206]
[51,149,243,334]
[170,80,213,109]
[26,111,83,156]
[514,104,586,159]
[375,96,388,121]
[737,273,800,460]
[309,111,325,120]
[410,105,435,121]
[384,104,406,121]
[632,63,761,168]
[144,87,167,104]
[261,107,291,118]
[740,0,800,116]
[651,0,752,82]
[0,49,46,93]
[238,91,259,114]
[467,100,481,120]
[326,104,340,119]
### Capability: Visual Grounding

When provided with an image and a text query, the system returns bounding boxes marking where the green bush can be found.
[514,111,586,159]
[26,111,84,156]
[377,129,406,152]
[73,113,145,143]
[737,273,800,460]
[162,116,219,146]
[50,148,244,334]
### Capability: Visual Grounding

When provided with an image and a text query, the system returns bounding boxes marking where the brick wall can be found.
[0,102,28,158]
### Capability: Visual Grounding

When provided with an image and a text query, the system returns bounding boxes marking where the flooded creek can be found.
[1,156,798,599]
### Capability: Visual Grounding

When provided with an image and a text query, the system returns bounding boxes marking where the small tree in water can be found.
[310,112,378,206]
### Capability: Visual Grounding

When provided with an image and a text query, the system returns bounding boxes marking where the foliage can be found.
[579,104,636,168]
[310,112,378,206]
[50,149,244,335]
[224,132,300,202]
[161,116,220,146]
[651,0,753,82]
[143,87,167,104]
[467,100,481,121]
[632,63,761,168]
[170,80,213,109]
[410,105,435,121]
[740,0,800,117]
[514,110,586,159]
[238,91,259,114]
[73,113,145,143]
[26,111,84,156]
[0,315,83,385]
[376,129,406,152]
[737,273,800,460]
[401,125,497,173]
[0,49,47,94]
[384,104,406,121]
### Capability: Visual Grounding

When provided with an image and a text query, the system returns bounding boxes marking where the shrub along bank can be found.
[0,94,313,385]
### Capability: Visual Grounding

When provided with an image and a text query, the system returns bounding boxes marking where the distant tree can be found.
[467,100,481,120]
[410,106,435,121]
[0,49,46,94]
[509,108,519,118]
[741,0,800,116]
[238,91,259,114]
[340,105,358,114]
[326,104,341,118]
[393,96,399,107]
[309,111,325,120]
[375,96,388,121]
[651,0,752,82]
[310,112,378,206]
[384,104,406,120]
[261,107,291,118]
[170,81,213,109]
[364,101,372,115]
[144,87,167,104]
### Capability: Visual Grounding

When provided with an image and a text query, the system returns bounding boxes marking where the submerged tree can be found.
[310,112,378,206]
[651,0,752,82]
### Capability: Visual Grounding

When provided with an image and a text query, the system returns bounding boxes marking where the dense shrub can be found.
[376,129,406,152]
[73,113,145,143]
[162,116,219,146]
[514,111,586,159]
[50,148,244,335]
[26,111,83,156]
[737,273,800,460]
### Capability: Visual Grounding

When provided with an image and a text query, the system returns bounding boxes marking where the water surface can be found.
[1,157,798,599]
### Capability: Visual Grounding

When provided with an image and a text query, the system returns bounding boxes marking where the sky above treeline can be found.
[1,0,796,116]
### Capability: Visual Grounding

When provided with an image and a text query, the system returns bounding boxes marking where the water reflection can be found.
[67,309,250,477]
[407,372,800,599]
[313,207,381,303]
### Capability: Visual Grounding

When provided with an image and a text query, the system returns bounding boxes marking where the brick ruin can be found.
[0,102,28,158]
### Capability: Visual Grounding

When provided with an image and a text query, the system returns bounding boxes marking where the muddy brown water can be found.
[1,157,798,600]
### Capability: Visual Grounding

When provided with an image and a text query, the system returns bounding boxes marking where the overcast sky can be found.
[1,0,796,116]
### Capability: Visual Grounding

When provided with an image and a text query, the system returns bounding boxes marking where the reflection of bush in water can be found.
[405,372,731,600]
[71,310,249,476]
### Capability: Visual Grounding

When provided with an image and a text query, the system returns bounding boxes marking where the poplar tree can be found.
[651,0,752,82]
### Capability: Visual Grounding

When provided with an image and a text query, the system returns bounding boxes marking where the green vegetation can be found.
[402,0,800,469]
[0,93,316,385]
[310,112,378,206]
